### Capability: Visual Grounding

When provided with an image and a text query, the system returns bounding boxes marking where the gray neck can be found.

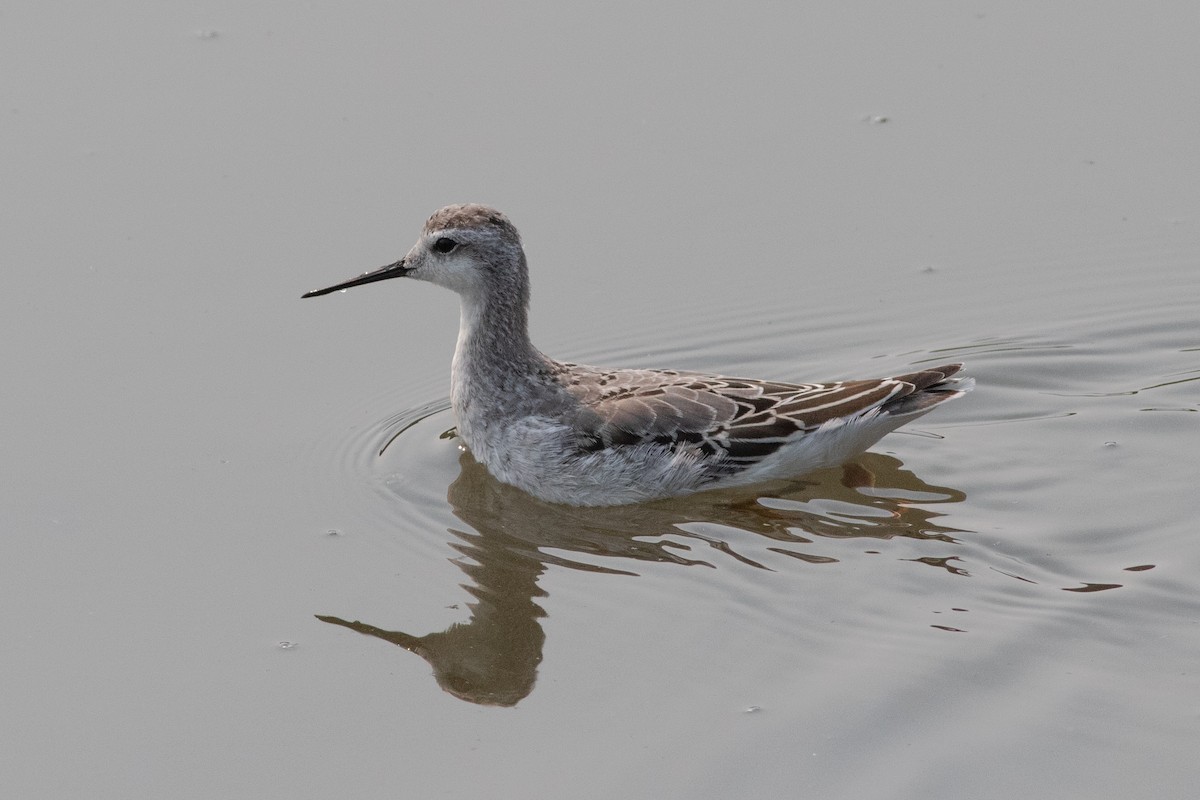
[459,291,541,365]
[451,287,555,413]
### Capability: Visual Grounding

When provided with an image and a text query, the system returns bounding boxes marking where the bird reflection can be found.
[317,450,967,706]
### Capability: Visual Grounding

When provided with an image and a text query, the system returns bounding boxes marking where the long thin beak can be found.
[301,259,410,298]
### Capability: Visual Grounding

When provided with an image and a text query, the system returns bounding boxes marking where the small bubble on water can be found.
[744,705,762,714]
[867,115,889,124]
[277,641,297,650]
[325,528,343,537]
[1103,441,1118,448]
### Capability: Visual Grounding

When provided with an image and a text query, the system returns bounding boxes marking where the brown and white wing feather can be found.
[563,362,966,473]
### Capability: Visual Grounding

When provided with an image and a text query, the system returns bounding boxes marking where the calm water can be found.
[4,3,1199,799]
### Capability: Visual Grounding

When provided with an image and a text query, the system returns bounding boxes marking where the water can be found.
[3,3,1199,799]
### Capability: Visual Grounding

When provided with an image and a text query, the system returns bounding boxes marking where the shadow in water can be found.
[317,451,967,706]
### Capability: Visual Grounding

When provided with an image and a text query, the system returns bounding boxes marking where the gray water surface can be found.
[3,3,1198,799]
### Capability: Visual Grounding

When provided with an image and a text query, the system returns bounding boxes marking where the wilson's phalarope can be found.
[304,204,971,506]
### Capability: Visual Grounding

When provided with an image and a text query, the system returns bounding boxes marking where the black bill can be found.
[301,259,410,298]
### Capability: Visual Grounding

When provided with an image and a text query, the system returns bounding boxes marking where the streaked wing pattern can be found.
[565,363,965,470]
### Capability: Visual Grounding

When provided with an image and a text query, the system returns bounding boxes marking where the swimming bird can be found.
[303,204,971,506]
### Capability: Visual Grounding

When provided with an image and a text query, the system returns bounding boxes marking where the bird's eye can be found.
[433,237,458,254]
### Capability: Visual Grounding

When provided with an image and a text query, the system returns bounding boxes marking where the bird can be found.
[303,204,972,506]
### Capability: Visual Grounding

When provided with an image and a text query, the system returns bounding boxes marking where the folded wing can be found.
[566,363,966,470]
